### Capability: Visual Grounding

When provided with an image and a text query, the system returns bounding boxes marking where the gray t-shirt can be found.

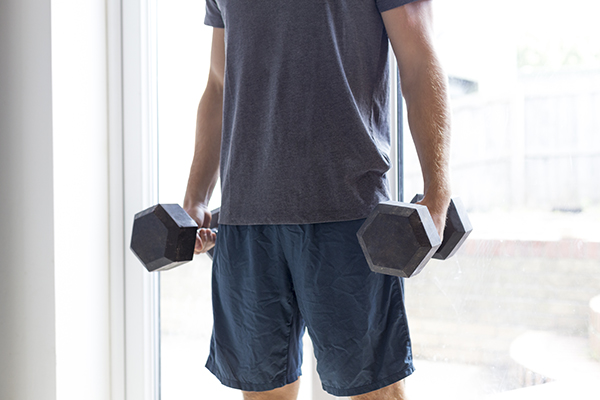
[205,0,417,225]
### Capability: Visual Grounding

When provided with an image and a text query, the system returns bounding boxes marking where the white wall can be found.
[0,1,57,399]
[0,1,121,399]
[51,0,112,399]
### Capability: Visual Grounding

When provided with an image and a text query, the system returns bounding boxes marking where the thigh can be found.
[242,380,301,400]
[350,380,408,400]
[206,224,305,393]
[285,219,415,397]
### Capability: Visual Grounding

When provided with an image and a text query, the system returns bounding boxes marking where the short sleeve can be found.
[375,0,420,13]
[204,0,225,28]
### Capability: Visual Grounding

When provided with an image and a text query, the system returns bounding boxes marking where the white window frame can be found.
[109,0,160,399]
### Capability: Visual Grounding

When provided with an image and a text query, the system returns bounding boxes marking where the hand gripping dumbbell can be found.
[357,195,472,278]
[130,204,219,272]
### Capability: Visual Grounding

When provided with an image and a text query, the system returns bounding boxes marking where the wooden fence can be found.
[403,69,600,212]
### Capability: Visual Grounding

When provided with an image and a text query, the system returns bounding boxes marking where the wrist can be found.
[422,179,451,212]
[424,176,451,198]
[183,195,210,212]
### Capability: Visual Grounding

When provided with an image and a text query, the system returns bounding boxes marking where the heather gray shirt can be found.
[205,0,417,225]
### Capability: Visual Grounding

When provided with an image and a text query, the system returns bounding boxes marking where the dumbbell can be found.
[357,195,472,278]
[130,204,219,272]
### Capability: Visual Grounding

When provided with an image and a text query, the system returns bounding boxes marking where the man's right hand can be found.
[184,204,217,255]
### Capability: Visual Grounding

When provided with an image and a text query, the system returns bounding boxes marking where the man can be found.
[183,0,451,398]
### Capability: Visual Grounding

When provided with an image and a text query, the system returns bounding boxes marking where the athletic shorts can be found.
[206,219,414,397]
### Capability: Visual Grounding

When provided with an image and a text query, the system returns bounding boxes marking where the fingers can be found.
[183,203,212,230]
[421,203,446,239]
[194,228,217,255]
[415,197,448,240]
[430,212,447,240]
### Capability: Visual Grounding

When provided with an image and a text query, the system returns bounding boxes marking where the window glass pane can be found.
[156,1,232,398]
[402,1,600,398]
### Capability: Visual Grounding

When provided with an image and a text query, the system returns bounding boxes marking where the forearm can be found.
[183,80,223,209]
[401,53,452,210]
[382,1,451,217]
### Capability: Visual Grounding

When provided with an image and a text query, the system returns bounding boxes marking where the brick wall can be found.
[405,239,600,366]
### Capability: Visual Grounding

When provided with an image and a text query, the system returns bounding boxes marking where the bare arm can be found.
[183,27,225,253]
[382,0,451,236]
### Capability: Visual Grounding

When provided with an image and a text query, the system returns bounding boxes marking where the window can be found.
[156,1,600,399]
[402,1,600,398]
[156,2,238,398]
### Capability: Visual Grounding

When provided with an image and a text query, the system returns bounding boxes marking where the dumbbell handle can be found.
[204,208,220,260]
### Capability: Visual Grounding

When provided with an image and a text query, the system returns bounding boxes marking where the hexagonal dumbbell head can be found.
[130,204,198,272]
[357,201,442,278]
[411,195,473,260]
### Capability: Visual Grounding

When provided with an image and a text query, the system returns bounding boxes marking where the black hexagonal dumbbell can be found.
[357,196,472,278]
[130,204,219,272]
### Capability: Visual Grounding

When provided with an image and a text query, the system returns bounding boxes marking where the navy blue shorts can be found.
[206,219,414,397]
